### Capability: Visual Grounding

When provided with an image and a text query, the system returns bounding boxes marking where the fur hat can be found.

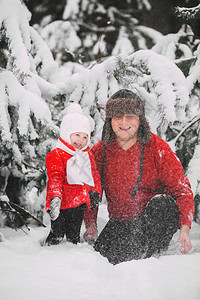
[102,89,151,145]
[60,103,92,146]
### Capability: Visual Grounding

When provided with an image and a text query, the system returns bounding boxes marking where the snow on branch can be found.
[136,0,151,11]
[0,68,59,171]
[152,29,193,61]
[186,43,200,93]
[174,4,200,21]
[136,25,163,46]
[29,27,59,83]
[61,56,120,107]
[0,0,31,73]
[0,74,12,142]
[40,20,81,54]
[0,0,60,94]
[0,70,52,140]
[123,50,189,124]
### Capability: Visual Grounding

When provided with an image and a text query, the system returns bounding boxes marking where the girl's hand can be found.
[50,197,61,221]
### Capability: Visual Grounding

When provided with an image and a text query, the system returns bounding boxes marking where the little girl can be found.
[45,104,101,245]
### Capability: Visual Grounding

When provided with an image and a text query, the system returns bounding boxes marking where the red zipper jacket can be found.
[46,138,101,212]
[84,133,194,227]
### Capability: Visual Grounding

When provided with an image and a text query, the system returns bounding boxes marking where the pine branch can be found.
[0,199,46,230]
[1,200,30,232]
[169,114,200,146]
[78,22,116,34]
[4,208,30,233]
[9,202,47,227]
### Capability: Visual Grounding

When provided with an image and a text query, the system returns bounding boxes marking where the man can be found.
[84,89,194,265]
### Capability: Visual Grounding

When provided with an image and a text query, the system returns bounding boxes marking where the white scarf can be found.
[56,139,94,187]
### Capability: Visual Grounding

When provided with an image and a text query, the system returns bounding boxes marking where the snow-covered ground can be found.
[0,204,200,300]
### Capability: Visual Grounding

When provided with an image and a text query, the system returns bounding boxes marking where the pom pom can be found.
[67,103,83,115]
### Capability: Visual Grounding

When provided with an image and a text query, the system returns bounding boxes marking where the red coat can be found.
[46,139,101,212]
[84,133,194,227]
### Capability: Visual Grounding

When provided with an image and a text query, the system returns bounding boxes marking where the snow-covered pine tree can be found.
[169,4,200,220]
[33,0,162,66]
[0,0,60,220]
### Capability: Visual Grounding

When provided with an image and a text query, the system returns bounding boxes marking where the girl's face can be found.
[70,132,88,150]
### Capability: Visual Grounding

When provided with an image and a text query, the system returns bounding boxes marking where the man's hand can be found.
[83,222,98,245]
[179,224,192,254]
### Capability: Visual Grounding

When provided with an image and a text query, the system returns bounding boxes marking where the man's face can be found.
[111,114,140,144]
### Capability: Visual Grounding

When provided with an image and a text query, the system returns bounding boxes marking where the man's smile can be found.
[119,127,131,131]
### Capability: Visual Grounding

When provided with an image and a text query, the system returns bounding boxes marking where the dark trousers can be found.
[94,195,179,264]
[46,203,87,245]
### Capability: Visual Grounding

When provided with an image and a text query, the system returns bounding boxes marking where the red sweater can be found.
[46,140,101,212]
[84,133,194,227]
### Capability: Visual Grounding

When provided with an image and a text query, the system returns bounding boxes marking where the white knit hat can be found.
[60,103,92,146]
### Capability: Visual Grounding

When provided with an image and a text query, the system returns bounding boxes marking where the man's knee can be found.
[143,195,179,257]
[144,194,179,225]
